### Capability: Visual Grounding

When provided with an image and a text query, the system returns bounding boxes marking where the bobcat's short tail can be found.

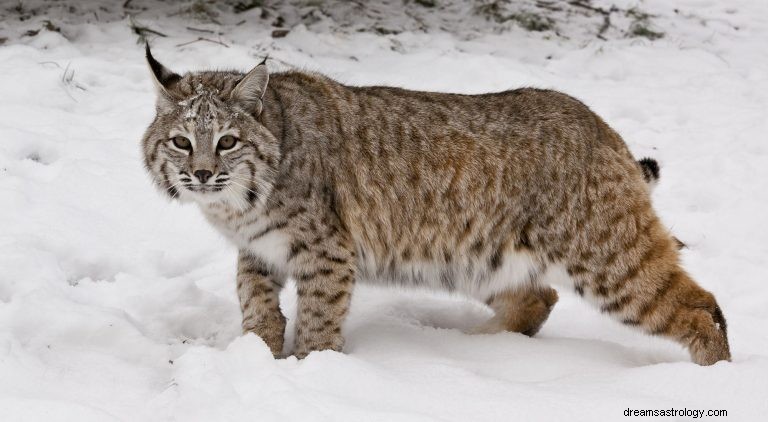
[638,157,660,187]
[637,157,686,249]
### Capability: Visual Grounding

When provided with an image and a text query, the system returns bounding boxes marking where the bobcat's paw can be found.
[293,331,345,359]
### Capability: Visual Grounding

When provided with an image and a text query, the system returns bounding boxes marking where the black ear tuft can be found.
[145,43,181,89]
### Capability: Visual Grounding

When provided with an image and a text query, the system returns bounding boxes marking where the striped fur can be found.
[140,48,730,364]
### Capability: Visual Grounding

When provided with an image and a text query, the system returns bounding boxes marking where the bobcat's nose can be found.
[193,170,213,184]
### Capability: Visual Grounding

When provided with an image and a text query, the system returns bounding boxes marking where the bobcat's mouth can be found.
[185,184,226,193]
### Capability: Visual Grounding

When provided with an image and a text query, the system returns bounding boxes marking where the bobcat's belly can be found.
[355,244,542,300]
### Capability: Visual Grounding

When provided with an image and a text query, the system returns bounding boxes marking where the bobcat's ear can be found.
[230,60,269,115]
[145,44,180,113]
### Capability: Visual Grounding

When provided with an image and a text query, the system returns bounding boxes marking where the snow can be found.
[1,0,768,420]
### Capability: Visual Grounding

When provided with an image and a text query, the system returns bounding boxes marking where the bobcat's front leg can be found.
[290,227,356,359]
[237,250,286,356]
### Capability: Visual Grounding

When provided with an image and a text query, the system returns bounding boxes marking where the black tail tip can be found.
[638,157,660,183]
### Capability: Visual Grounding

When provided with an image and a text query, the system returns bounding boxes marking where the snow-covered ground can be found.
[1,0,767,420]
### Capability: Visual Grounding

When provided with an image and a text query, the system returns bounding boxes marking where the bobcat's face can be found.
[141,47,278,210]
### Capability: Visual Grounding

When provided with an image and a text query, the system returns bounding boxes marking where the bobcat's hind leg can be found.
[471,286,559,336]
[568,214,730,365]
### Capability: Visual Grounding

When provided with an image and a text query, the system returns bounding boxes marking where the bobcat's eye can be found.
[171,136,191,150]
[217,135,238,151]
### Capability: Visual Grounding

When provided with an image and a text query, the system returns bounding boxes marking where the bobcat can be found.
[141,46,730,365]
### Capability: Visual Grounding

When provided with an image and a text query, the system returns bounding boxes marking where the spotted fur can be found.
[140,47,730,364]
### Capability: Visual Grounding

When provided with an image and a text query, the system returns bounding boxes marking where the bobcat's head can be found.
[141,45,279,210]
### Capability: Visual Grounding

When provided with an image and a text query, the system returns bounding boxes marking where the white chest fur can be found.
[200,204,291,270]
[245,229,291,270]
